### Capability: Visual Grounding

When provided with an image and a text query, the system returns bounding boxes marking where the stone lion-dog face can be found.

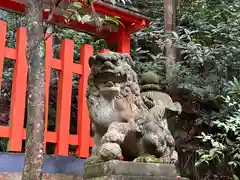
[89,52,141,126]
[89,52,139,98]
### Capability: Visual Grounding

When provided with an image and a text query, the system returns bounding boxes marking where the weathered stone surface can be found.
[87,52,182,164]
[85,176,188,180]
[84,160,187,180]
[0,172,82,180]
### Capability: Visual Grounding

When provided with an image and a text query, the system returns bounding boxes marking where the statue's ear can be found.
[173,102,182,114]
[123,54,135,67]
[89,56,96,68]
[164,102,182,118]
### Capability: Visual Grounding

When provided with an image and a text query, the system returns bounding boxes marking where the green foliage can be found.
[46,0,129,30]
[174,3,240,178]
[132,0,240,95]
[174,0,240,96]
[195,77,240,177]
[131,18,165,78]
[131,1,240,179]
[54,28,108,61]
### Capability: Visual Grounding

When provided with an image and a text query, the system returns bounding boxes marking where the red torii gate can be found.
[0,0,150,54]
[0,0,150,158]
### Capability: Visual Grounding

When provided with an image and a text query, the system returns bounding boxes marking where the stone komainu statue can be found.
[86,52,181,165]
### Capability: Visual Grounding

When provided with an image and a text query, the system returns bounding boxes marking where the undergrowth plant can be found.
[195,77,240,179]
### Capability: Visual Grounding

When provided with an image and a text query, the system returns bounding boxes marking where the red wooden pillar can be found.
[44,34,53,152]
[55,39,74,156]
[8,27,28,151]
[116,32,131,54]
[76,44,93,158]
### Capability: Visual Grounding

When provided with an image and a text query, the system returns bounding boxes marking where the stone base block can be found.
[84,160,188,180]
[85,175,188,180]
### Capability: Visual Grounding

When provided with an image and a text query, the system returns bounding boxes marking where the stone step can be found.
[84,160,188,180]
[85,175,188,180]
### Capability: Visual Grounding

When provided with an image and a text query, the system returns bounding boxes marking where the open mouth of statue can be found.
[95,72,127,93]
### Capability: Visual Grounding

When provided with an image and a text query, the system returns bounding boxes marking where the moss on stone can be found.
[140,71,160,85]
[134,154,169,163]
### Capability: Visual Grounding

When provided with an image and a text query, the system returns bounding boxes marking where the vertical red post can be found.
[76,44,93,158]
[116,32,131,54]
[44,34,53,152]
[8,27,28,151]
[0,21,7,89]
[55,39,74,156]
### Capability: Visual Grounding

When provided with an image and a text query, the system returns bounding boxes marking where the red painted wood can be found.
[92,1,149,25]
[50,58,84,74]
[44,34,53,152]
[99,49,110,54]
[4,48,16,60]
[42,12,116,39]
[89,137,94,147]
[0,126,10,138]
[55,39,74,156]
[116,32,131,54]
[0,0,150,37]
[8,27,27,151]
[0,126,83,146]
[55,72,62,142]
[76,44,93,158]
[0,0,25,13]
[0,21,7,90]
[72,63,84,74]
[0,20,140,157]
[3,0,150,24]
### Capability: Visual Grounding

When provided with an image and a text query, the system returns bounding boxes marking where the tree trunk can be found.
[21,0,45,179]
[164,0,177,82]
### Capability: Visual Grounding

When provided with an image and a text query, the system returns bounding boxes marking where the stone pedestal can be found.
[84,160,188,180]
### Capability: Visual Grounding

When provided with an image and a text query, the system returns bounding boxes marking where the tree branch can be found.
[43,0,65,36]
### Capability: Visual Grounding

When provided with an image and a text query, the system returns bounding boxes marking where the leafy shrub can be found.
[195,77,240,179]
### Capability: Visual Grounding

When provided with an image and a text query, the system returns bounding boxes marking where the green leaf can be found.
[195,159,208,167]
[234,174,239,180]
[71,2,83,9]
[209,148,215,157]
[229,161,238,168]
[110,0,116,4]
[172,31,179,39]
[65,9,82,22]
[81,14,92,23]
[233,153,240,160]
[226,138,235,145]
[75,14,82,22]
[104,15,124,27]
[120,0,125,4]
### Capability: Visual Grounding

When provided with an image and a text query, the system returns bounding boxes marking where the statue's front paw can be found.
[101,131,125,144]
[99,143,122,161]
[84,156,103,166]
